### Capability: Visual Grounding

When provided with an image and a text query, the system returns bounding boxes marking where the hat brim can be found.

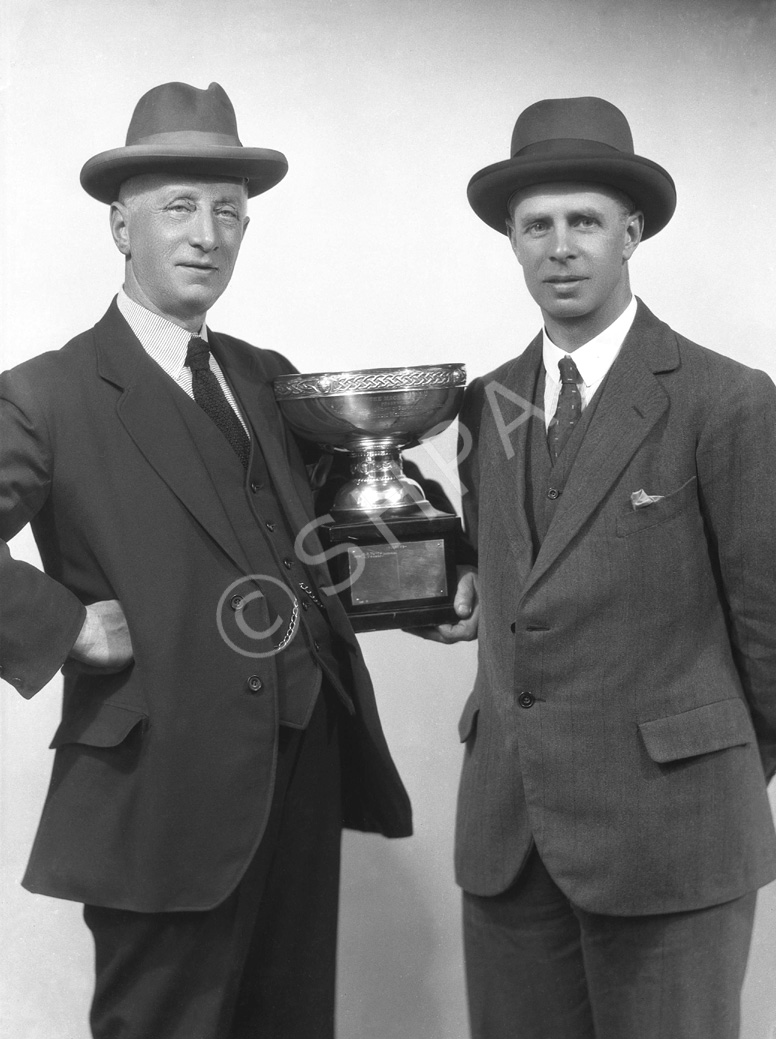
[80,145,289,204]
[467,152,676,240]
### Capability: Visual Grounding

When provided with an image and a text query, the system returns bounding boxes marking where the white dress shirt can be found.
[116,289,248,433]
[542,295,637,429]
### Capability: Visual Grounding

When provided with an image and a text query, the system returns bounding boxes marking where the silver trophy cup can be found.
[274,363,466,630]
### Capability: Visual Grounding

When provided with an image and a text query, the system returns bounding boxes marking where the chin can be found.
[545,301,591,321]
[180,290,221,314]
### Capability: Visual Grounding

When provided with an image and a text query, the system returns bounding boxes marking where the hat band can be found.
[513,138,630,159]
[126,129,244,149]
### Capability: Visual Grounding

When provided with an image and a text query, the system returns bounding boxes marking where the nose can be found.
[189,208,217,251]
[549,224,576,261]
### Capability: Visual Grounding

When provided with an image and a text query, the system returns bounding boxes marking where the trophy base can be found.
[321,510,460,632]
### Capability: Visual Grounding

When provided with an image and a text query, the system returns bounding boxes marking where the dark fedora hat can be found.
[467,96,676,239]
[80,81,288,204]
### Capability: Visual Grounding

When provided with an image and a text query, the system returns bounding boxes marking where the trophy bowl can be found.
[273,363,466,448]
[273,363,467,632]
[274,363,466,515]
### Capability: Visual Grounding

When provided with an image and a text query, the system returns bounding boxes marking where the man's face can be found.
[110,175,250,330]
[507,183,642,339]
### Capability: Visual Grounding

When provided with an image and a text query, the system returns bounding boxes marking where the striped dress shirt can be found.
[116,289,249,433]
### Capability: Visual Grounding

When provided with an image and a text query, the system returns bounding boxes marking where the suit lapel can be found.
[487,337,543,570]
[519,300,678,601]
[210,333,316,539]
[95,302,253,575]
[94,303,360,648]
[212,333,363,644]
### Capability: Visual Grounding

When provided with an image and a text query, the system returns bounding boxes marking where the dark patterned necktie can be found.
[547,355,582,464]
[185,336,251,469]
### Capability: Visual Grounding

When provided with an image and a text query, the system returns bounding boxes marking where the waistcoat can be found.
[199,364,354,728]
[525,368,606,555]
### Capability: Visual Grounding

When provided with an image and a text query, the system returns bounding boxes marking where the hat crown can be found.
[125,81,242,147]
[511,96,634,158]
[80,80,288,204]
[467,94,675,239]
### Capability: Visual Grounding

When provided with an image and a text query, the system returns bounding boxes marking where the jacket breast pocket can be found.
[50,702,148,749]
[638,698,754,764]
[616,475,698,537]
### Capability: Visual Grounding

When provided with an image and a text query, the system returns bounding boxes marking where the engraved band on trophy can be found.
[274,363,466,631]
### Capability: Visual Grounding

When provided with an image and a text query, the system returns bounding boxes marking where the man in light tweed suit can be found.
[425,96,776,1038]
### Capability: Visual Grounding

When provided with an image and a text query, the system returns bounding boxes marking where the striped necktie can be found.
[547,355,582,464]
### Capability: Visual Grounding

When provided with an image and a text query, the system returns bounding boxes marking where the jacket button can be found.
[547,488,560,500]
[301,599,310,611]
[518,691,535,708]
[313,639,321,652]
[266,521,276,532]
[283,558,293,569]
[230,594,244,611]
[247,675,263,693]
[250,481,261,493]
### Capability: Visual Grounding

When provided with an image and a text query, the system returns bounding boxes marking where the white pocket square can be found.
[630,489,665,510]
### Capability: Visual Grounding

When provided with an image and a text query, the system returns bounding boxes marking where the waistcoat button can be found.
[518,691,535,708]
[247,675,263,693]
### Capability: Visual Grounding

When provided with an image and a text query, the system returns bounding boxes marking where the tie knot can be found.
[186,335,210,372]
[558,355,580,386]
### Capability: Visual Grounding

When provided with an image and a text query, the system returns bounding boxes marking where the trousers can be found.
[463,845,757,1039]
[84,684,343,1039]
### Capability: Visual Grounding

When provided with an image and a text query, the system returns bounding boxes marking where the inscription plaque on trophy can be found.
[273,364,466,631]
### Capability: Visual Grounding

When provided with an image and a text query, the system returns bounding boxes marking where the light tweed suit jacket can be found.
[455,299,776,915]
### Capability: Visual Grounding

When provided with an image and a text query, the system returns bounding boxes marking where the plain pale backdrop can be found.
[1,0,775,1036]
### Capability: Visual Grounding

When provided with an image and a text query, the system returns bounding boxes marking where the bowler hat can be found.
[467,96,676,239]
[80,81,288,204]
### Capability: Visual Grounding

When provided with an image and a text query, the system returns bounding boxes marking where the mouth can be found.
[179,262,218,272]
[544,276,585,284]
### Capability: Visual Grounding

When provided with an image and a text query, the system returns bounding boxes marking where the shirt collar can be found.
[117,289,208,380]
[542,295,637,387]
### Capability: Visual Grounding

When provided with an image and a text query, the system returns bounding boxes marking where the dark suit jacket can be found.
[455,299,776,915]
[0,301,411,912]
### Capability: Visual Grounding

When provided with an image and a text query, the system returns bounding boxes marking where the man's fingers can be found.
[402,569,480,643]
[454,572,477,617]
[70,598,134,668]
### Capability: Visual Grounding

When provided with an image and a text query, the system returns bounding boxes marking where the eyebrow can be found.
[518,206,605,226]
[161,189,245,207]
[567,207,604,220]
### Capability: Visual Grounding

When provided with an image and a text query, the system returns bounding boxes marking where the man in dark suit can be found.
[426,96,776,1038]
[0,81,411,1039]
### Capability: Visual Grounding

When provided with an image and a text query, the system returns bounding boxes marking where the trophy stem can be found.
[332,438,430,516]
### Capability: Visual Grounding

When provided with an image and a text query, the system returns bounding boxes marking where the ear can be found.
[109,202,131,257]
[623,210,644,260]
[241,214,250,238]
